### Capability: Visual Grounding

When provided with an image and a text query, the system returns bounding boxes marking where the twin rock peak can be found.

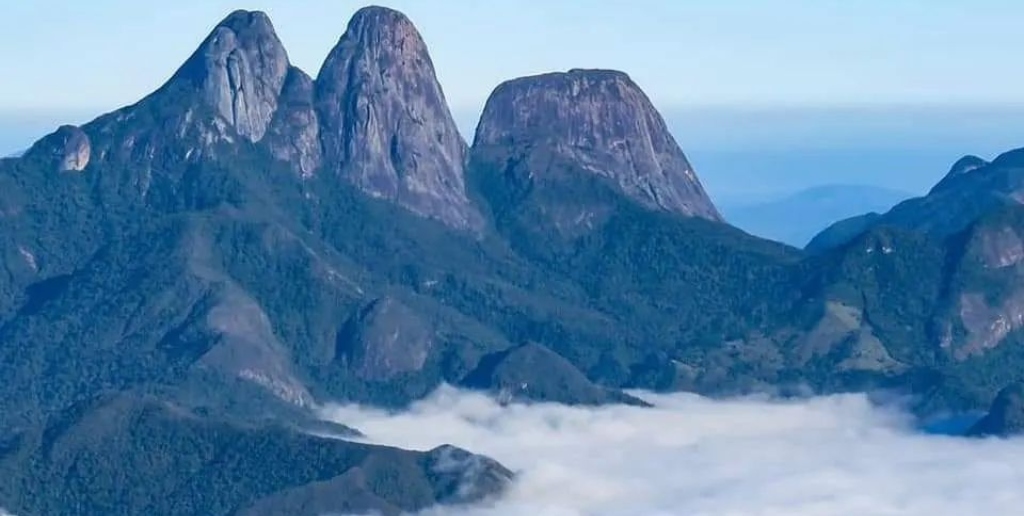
[63,5,723,228]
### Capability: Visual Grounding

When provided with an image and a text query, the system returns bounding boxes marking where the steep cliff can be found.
[316,6,481,230]
[472,68,722,232]
[167,10,290,142]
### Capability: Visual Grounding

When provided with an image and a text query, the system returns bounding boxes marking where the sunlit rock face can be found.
[316,6,482,230]
[170,10,290,143]
[27,125,91,172]
[473,68,722,222]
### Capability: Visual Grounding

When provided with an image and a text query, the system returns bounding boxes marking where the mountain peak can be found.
[167,9,290,142]
[314,6,481,230]
[949,154,989,175]
[217,9,275,34]
[347,5,417,31]
[566,68,632,80]
[472,69,722,222]
[929,154,990,194]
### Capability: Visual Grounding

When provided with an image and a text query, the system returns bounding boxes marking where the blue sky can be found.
[1,0,1022,114]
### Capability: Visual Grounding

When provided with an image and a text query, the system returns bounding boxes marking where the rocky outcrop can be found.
[21,8,722,232]
[26,125,91,171]
[265,68,322,177]
[315,6,481,230]
[472,68,722,222]
[168,10,290,142]
[334,297,434,381]
[956,291,1024,360]
[461,342,649,406]
[78,9,300,182]
[422,445,515,505]
[972,223,1024,269]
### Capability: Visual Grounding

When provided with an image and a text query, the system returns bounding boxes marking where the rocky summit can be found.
[930,155,990,194]
[473,68,722,224]
[316,6,481,230]
[70,7,480,229]
[169,10,290,143]
[265,68,322,177]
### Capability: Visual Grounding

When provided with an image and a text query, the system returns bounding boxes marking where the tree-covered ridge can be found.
[5,4,1024,515]
[0,391,511,516]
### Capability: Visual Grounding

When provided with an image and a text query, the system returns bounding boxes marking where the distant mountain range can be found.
[722,184,912,246]
[3,5,1024,516]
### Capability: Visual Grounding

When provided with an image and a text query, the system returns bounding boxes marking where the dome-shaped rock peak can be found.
[315,6,482,230]
[472,68,722,222]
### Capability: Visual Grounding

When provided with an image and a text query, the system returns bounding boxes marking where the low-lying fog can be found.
[321,386,1024,516]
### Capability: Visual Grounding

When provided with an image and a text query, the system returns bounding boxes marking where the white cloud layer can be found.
[320,386,1024,516]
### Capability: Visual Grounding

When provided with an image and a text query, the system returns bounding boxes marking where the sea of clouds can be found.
[320,385,1024,516]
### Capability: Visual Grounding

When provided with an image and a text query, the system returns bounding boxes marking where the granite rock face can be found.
[265,68,323,177]
[473,69,722,222]
[77,9,300,183]
[315,6,481,230]
[26,125,91,172]
[169,10,290,142]
[334,297,434,381]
